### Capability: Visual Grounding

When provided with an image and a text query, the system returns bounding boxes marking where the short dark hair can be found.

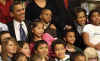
[51,39,66,51]
[0,31,11,44]
[74,7,86,19]
[88,9,100,22]
[10,1,23,12]
[62,29,76,38]
[70,52,86,61]
[34,40,48,51]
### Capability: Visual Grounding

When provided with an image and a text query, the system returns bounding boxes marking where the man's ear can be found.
[10,12,14,17]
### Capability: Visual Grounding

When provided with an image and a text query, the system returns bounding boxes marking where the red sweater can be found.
[0,0,13,23]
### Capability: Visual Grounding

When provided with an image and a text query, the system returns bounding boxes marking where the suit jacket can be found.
[7,20,32,42]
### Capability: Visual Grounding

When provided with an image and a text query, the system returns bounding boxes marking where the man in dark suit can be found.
[7,1,31,42]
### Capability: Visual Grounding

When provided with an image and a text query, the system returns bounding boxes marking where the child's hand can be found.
[64,25,72,30]
[50,24,56,30]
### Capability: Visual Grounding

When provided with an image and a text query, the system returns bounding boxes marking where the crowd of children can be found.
[0,0,100,61]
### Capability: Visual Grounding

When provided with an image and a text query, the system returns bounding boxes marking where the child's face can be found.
[54,44,66,59]
[20,43,31,57]
[32,23,44,37]
[65,32,76,44]
[88,57,98,61]
[6,41,17,55]
[91,12,100,25]
[76,11,87,26]
[75,56,86,61]
[36,44,48,57]
[40,10,52,23]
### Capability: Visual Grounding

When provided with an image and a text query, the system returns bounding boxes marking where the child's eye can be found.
[45,46,48,49]
[39,47,43,49]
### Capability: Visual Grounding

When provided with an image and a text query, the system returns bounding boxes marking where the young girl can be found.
[30,19,55,56]
[63,29,82,54]
[0,37,18,61]
[29,20,44,53]
[82,9,100,57]
[18,41,31,58]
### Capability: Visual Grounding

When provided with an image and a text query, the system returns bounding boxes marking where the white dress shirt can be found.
[14,20,28,41]
[55,55,70,61]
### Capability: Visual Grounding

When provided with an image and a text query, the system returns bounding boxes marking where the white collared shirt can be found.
[13,20,28,41]
[55,55,70,61]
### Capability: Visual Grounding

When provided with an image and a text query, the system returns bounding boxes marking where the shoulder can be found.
[83,24,95,32]
[84,24,94,28]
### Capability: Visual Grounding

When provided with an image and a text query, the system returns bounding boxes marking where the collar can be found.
[14,19,25,27]
[55,55,70,61]
[42,22,50,29]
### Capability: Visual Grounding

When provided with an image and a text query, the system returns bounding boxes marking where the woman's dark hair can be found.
[88,9,100,23]
[74,7,86,19]
[51,39,66,51]
[34,40,48,51]
[70,52,85,61]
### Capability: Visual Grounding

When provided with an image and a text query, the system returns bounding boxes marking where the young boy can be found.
[40,9,57,37]
[52,39,70,61]
[70,52,86,61]
[82,9,100,57]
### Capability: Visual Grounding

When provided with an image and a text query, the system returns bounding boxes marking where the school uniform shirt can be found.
[0,22,8,31]
[14,20,28,41]
[55,55,70,61]
[83,24,100,57]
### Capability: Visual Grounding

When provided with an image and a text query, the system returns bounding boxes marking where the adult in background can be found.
[0,0,13,23]
[7,1,31,42]
[25,0,55,22]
